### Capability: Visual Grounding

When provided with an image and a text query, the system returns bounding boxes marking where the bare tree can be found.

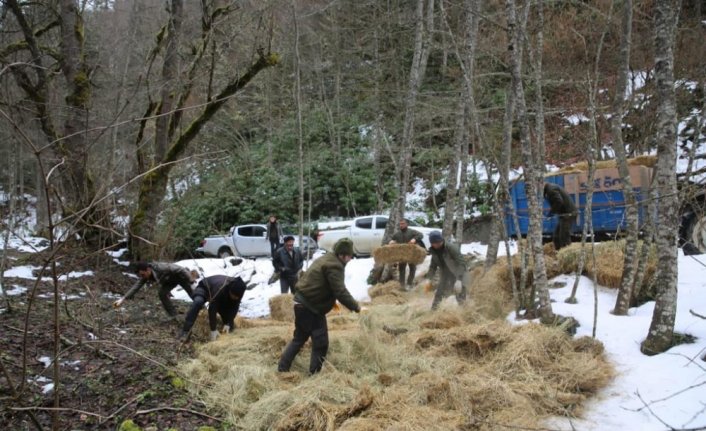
[641,0,681,355]
[381,0,435,243]
[128,1,278,259]
[506,0,552,321]
[611,0,640,316]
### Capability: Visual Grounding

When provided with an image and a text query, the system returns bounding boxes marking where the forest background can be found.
[0,0,703,258]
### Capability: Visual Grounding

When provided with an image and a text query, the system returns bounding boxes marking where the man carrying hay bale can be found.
[178,275,247,341]
[387,218,425,290]
[113,262,195,321]
[273,235,304,294]
[543,183,577,250]
[427,231,469,310]
[278,238,361,374]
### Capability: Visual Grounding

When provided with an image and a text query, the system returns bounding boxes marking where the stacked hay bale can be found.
[372,243,427,266]
[268,294,294,322]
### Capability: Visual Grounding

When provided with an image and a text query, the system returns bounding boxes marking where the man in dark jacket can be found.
[543,182,577,250]
[427,231,469,310]
[273,235,304,294]
[178,275,246,341]
[278,238,361,374]
[266,215,283,258]
[388,218,425,290]
[113,262,194,318]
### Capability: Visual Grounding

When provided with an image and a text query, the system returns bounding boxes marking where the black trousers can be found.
[553,215,573,250]
[279,274,298,294]
[398,262,417,287]
[278,304,329,374]
[270,240,280,257]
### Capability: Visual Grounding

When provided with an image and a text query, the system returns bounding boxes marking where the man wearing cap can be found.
[427,231,469,310]
[113,262,195,320]
[278,238,361,374]
[178,275,247,341]
[273,235,304,294]
[387,218,425,290]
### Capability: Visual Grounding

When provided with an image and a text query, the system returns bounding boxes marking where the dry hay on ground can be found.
[556,240,657,289]
[472,241,657,314]
[269,294,294,322]
[373,243,427,265]
[368,280,407,305]
[178,301,613,430]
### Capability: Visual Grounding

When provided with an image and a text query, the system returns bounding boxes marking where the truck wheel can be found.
[218,247,233,258]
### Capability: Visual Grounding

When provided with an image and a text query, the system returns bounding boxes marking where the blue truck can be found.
[505,163,654,239]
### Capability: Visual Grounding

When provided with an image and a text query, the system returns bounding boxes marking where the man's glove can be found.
[113,298,124,308]
[453,280,463,293]
[221,325,231,334]
[210,330,219,341]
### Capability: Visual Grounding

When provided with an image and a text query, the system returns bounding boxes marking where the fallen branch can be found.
[10,405,106,420]
[689,309,706,320]
[134,406,221,422]
[59,335,116,360]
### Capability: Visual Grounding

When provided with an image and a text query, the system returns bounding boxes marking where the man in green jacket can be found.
[427,231,469,310]
[388,218,425,290]
[278,238,361,374]
[113,262,195,318]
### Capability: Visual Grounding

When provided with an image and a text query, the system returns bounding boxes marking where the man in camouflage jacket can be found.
[388,218,425,290]
[426,231,469,310]
[278,238,360,374]
[114,262,194,318]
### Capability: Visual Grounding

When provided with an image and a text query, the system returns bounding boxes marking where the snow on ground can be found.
[1,233,704,430]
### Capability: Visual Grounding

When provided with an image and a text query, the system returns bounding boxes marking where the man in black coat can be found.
[543,182,577,250]
[178,275,246,341]
[273,235,304,294]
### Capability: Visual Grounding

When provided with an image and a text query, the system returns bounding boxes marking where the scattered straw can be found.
[178,300,613,430]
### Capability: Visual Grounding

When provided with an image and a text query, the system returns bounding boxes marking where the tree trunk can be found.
[292,1,305,244]
[641,0,680,356]
[612,0,640,316]
[506,0,552,321]
[383,0,434,244]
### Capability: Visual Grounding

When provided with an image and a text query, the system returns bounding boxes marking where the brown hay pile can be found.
[368,280,402,298]
[555,240,657,289]
[373,243,427,265]
[178,303,613,430]
[269,294,294,322]
[368,280,407,305]
[472,240,657,316]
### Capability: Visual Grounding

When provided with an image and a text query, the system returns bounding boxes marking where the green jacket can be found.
[125,262,193,299]
[389,228,423,245]
[428,241,467,280]
[294,253,360,315]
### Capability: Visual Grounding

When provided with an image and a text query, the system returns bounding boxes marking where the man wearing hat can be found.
[178,275,247,341]
[273,235,304,294]
[427,231,469,310]
[278,237,361,374]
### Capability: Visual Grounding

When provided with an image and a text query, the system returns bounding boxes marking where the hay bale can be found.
[269,294,294,322]
[373,243,427,265]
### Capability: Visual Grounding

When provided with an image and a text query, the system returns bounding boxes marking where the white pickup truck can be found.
[197,224,318,258]
[316,215,436,255]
